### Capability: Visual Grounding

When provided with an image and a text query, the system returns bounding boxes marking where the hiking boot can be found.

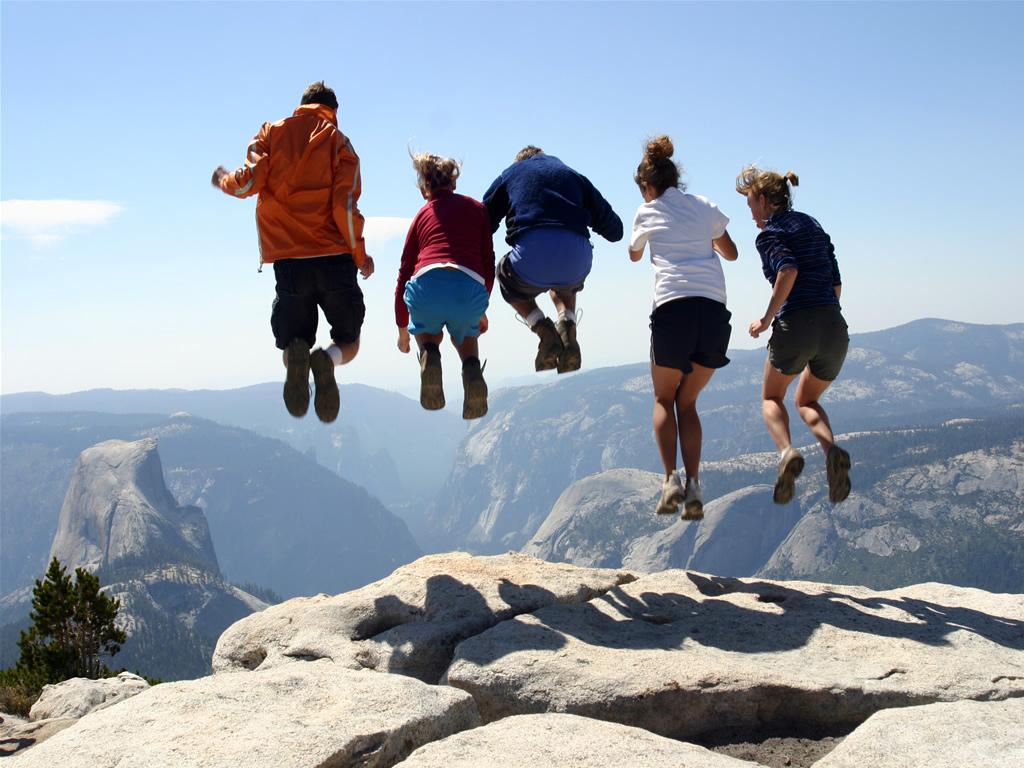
[555,318,582,374]
[309,348,340,424]
[682,478,704,521]
[531,317,563,372]
[283,339,311,418]
[461,357,488,420]
[773,446,805,504]
[419,344,444,410]
[827,444,852,503]
[655,472,684,515]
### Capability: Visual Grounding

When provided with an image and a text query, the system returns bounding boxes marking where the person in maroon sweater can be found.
[395,153,495,419]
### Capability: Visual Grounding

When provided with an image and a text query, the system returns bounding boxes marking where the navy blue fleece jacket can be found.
[483,154,623,245]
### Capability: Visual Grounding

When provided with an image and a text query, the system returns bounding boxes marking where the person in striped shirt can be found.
[738,166,852,505]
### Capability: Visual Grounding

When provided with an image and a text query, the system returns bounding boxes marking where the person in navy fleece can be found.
[483,147,623,373]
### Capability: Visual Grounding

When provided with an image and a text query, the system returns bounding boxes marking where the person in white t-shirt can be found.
[628,136,738,519]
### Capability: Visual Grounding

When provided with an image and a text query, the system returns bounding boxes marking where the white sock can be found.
[559,308,577,324]
[780,447,791,460]
[525,308,545,328]
[326,345,343,366]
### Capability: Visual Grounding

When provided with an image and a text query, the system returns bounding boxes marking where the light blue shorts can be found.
[404,268,490,345]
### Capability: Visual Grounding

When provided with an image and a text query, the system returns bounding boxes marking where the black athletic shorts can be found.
[649,297,732,373]
[496,254,586,304]
[768,305,849,381]
[270,254,365,350]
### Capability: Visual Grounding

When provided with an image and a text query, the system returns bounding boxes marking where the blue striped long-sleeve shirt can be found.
[756,210,841,317]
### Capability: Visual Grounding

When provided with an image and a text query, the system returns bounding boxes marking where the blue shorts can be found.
[404,268,490,345]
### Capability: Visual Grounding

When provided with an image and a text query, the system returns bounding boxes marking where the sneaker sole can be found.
[656,488,684,515]
[556,340,582,374]
[827,446,852,503]
[773,452,805,505]
[420,359,445,411]
[682,499,704,521]
[463,375,488,420]
[310,351,340,424]
[283,340,310,418]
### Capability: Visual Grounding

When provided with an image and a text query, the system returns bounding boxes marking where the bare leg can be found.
[795,369,837,455]
[510,298,541,322]
[548,290,576,316]
[414,332,444,355]
[451,334,479,363]
[331,337,360,365]
[675,363,716,482]
[762,359,800,451]
[651,362,684,480]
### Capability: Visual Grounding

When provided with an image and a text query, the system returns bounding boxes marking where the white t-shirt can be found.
[630,187,730,308]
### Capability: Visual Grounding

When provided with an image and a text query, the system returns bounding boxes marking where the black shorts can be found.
[768,305,849,380]
[649,297,732,373]
[270,254,365,350]
[496,254,586,304]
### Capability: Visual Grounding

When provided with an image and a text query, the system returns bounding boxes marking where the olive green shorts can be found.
[768,305,849,381]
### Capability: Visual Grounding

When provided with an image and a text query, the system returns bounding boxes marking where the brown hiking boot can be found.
[461,358,488,420]
[773,446,805,504]
[419,344,444,410]
[532,317,563,371]
[309,348,340,423]
[827,444,852,503]
[555,318,581,373]
[283,339,310,418]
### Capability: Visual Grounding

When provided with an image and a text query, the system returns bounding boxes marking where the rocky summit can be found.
[8,552,1024,766]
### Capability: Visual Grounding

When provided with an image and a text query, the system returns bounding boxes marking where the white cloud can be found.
[363,216,411,245]
[0,199,123,246]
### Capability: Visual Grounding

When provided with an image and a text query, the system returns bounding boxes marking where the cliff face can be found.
[5,438,265,680]
[49,438,218,573]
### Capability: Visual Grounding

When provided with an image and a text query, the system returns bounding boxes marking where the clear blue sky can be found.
[2,1,1022,395]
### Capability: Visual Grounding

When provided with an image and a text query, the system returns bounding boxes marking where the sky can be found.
[2,1,1022,397]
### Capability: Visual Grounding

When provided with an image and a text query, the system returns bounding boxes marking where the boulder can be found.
[0,717,77,757]
[213,551,634,682]
[396,713,767,767]
[445,570,1024,739]
[815,698,1024,767]
[29,671,149,721]
[11,660,479,768]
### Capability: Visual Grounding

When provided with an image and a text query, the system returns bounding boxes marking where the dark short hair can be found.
[301,81,338,110]
[515,146,544,162]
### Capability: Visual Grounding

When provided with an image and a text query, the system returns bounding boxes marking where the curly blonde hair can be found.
[735,165,799,211]
[412,153,460,194]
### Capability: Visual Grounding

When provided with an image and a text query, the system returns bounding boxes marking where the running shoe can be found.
[682,478,704,521]
[827,444,852,503]
[773,446,805,504]
[656,472,685,515]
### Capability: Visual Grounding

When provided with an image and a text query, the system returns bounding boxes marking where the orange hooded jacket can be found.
[218,104,367,268]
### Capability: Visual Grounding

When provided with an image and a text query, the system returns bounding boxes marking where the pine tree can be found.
[16,558,127,682]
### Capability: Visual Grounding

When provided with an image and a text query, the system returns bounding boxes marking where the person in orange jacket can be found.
[212,81,374,423]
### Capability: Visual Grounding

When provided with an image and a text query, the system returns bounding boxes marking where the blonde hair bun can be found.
[645,135,674,163]
[784,171,800,187]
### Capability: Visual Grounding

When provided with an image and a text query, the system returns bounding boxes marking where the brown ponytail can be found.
[634,135,684,196]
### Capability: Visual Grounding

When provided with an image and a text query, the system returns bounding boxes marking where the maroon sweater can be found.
[395,190,495,327]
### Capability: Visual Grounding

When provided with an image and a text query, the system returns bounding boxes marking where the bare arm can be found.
[834,283,842,300]
[712,231,738,261]
[749,267,798,338]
